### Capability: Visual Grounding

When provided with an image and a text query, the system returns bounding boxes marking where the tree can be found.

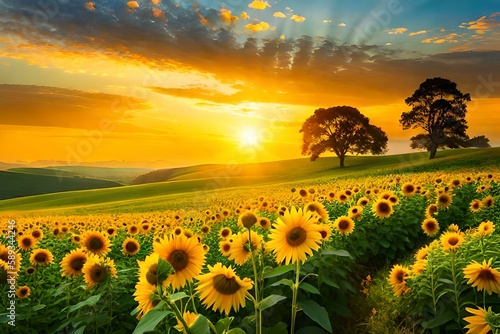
[400,77,471,159]
[410,133,491,151]
[467,135,490,148]
[300,106,388,167]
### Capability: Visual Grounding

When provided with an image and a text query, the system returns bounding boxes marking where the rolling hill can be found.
[1,147,499,215]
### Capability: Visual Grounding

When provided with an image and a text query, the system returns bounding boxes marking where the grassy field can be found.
[1,147,499,215]
[9,166,152,184]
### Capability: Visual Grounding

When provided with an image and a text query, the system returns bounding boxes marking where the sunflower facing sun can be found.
[153,234,206,290]
[267,206,323,265]
[196,262,253,315]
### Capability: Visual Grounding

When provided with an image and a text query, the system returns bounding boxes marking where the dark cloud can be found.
[1,0,499,108]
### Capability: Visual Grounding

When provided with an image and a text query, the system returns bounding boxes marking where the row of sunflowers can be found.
[1,169,499,333]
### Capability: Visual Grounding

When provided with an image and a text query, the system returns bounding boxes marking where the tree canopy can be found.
[400,77,471,159]
[410,133,490,151]
[300,106,388,167]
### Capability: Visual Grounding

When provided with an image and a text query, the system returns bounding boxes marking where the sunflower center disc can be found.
[146,264,159,285]
[34,253,47,263]
[71,257,86,271]
[213,274,241,295]
[168,250,189,272]
[126,242,138,253]
[378,203,391,213]
[90,265,106,283]
[89,237,103,251]
[448,237,459,246]
[478,268,495,281]
[338,220,350,230]
[286,227,307,246]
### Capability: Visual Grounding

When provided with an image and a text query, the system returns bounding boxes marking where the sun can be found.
[239,128,260,146]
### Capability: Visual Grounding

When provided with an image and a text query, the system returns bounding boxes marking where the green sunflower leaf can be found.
[263,265,295,279]
[298,299,332,333]
[67,294,101,313]
[260,294,287,311]
[299,282,321,295]
[132,309,172,334]
[157,258,172,285]
[190,314,210,334]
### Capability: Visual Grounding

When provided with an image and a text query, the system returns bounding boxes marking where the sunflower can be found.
[448,224,460,232]
[30,228,43,240]
[337,192,349,203]
[137,253,170,288]
[388,195,400,205]
[0,244,21,272]
[388,264,410,297]
[357,197,370,207]
[219,240,232,257]
[81,231,111,256]
[258,217,271,230]
[128,224,139,236]
[30,249,54,266]
[60,249,87,277]
[82,255,117,288]
[140,223,152,235]
[173,226,183,236]
[196,263,253,315]
[412,259,427,276]
[200,224,211,234]
[440,231,464,251]
[70,234,81,244]
[476,221,495,237]
[15,286,31,299]
[421,218,440,236]
[105,227,117,237]
[219,227,232,239]
[372,199,393,219]
[463,258,500,295]
[463,307,492,334]
[482,195,494,208]
[304,201,329,221]
[122,238,140,256]
[227,231,262,266]
[348,206,363,219]
[25,266,35,275]
[267,206,323,265]
[334,216,355,236]
[133,280,160,319]
[0,260,9,282]
[17,235,37,251]
[426,204,439,218]
[437,192,453,208]
[415,245,429,261]
[470,199,483,213]
[238,211,258,229]
[153,234,206,290]
[174,311,199,333]
[401,182,416,197]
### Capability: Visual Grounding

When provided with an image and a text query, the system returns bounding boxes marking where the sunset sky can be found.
[1,0,499,167]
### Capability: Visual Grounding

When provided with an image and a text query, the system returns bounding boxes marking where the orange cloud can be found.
[84,2,95,11]
[152,8,166,20]
[462,13,500,35]
[220,9,239,24]
[422,33,460,44]
[290,14,305,23]
[244,21,270,32]
[248,0,270,10]
[240,11,250,20]
[409,30,427,37]
[338,22,346,27]
[387,27,407,35]
[273,12,286,19]
[127,1,139,10]
[151,0,160,4]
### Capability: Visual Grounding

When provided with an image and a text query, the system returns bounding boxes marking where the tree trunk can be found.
[339,154,345,167]
[429,141,438,159]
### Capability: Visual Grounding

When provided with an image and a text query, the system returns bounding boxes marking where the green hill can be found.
[9,166,151,184]
[0,170,122,200]
[1,147,499,214]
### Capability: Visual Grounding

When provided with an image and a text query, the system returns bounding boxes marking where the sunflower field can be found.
[1,169,500,333]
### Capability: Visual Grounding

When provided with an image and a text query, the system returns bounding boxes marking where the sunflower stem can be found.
[248,228,262,334]
[450,250,464,332]
[167,298,191,334]
[291,261,301,334]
